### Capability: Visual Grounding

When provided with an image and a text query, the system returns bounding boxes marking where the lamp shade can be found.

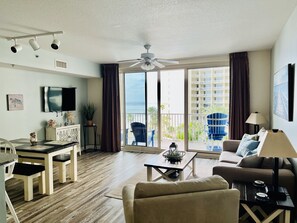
[257,130,297,158]
[246,112,266,125]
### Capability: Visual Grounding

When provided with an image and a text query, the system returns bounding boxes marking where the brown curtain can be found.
[229,52,250,140]
[101,64,121,152]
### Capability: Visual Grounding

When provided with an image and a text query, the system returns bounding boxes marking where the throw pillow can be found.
[236,154,263,168]
[236,135,260,157]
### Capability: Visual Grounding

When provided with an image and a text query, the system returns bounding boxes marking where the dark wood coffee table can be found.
[144,151,197,181]
[232,181,295,223]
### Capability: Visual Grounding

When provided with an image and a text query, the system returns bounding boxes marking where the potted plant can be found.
[82,103,96,126]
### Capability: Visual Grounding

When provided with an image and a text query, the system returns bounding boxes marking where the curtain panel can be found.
[229,52,250,140]
[101,64,121,152]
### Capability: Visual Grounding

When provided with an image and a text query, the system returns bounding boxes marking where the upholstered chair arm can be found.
[122,185,135,223]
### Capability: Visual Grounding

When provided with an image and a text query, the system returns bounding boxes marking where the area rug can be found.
[105,158,218,200]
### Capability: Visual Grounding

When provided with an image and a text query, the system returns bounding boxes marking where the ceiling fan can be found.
[118,44,179,71]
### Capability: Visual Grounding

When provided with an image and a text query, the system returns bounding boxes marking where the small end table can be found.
[83,124,97,151]
[232,181,295,223]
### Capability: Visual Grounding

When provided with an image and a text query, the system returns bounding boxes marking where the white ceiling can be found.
[0,0,297,64]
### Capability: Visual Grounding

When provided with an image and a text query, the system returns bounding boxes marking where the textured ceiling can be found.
[0,0,297,64]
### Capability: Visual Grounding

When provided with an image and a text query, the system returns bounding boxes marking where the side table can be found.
[83,124,97,151]
[232,181,295,223]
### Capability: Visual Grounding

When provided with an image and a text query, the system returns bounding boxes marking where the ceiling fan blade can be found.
[152,60,165,68]
[156,59,179,64]
[129,61,143,67]
[117,59,142,63]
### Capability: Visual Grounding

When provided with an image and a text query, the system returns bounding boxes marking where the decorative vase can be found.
[87,120,93,126]
[30,132,37,146]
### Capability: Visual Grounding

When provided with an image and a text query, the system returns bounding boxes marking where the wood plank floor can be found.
[5,151,216,223]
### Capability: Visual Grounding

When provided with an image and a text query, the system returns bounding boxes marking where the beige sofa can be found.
[122,175,240,223]
[213,139,296,200]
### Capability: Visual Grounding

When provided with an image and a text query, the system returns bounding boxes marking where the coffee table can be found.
[144,151,197,181]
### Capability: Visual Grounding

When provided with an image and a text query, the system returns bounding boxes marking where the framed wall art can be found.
[273,64,295,121]
[7,94,24,111]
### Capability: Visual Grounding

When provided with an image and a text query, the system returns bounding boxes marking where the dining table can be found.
[11,139,78,195]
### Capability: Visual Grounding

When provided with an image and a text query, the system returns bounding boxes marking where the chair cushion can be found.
[134,175,228,199]
[236,134,260,157]
[13,163,45,176]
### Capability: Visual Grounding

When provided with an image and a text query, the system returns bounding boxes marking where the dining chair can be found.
[0,138,20,223]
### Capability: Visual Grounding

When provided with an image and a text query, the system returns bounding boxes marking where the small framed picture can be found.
[7,94,24,111]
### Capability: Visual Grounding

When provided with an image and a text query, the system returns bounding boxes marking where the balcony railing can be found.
[122,112,228,151]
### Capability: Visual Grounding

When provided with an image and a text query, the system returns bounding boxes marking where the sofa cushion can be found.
[134,175,228,199]
[261,157,284,169]
[236,134,260,157]
[219,151,242,164]
[236,154,263,168]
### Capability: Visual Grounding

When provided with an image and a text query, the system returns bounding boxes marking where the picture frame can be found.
[7,94,24,111]
[273,64,295,121]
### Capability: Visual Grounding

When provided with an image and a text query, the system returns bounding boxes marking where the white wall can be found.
[271,5,297,181]
[248,50,271,130]
[87,78,103,145]
[0,66,88,140]
[272,5,297,148]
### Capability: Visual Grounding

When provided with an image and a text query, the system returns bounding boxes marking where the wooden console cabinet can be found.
[46,124,81,155]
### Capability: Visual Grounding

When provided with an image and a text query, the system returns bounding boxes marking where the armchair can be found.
[122,175,240,223]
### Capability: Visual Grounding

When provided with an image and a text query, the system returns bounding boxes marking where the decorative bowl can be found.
[163,150,186,164]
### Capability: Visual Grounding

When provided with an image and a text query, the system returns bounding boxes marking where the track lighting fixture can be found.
[5,31,63,53]
[29,36,40,51]
[11,39,22,53]
[51,35,60,50]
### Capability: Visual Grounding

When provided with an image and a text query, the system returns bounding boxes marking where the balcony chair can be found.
[130,122,155,147]
[205,113,228,152]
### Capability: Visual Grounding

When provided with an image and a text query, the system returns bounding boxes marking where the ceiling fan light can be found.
[141,63,155,71]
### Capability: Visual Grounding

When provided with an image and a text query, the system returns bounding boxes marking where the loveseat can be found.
[122,175,240,223]
[212,139,296,201]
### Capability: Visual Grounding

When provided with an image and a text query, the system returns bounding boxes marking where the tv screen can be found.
[62,88,76,111]
[44,87,62,112]
[43,87,76,112]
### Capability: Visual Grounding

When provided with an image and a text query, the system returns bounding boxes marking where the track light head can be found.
[11,40,22,53]
[51,38,60,50]
[29,37,40,51]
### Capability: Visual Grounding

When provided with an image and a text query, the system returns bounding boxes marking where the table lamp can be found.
[257,129,297,200]
[246,112,266,133]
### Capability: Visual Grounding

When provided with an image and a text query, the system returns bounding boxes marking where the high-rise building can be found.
[188,67,230,121]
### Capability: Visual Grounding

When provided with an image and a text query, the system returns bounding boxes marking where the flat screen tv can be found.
[43,87,76,112]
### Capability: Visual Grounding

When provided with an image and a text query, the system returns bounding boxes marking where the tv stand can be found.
[46,124,81,155]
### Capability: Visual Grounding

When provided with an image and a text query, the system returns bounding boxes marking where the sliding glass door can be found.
[160,69,185,151]
[121,65,229,153]
[124,72,158,148]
